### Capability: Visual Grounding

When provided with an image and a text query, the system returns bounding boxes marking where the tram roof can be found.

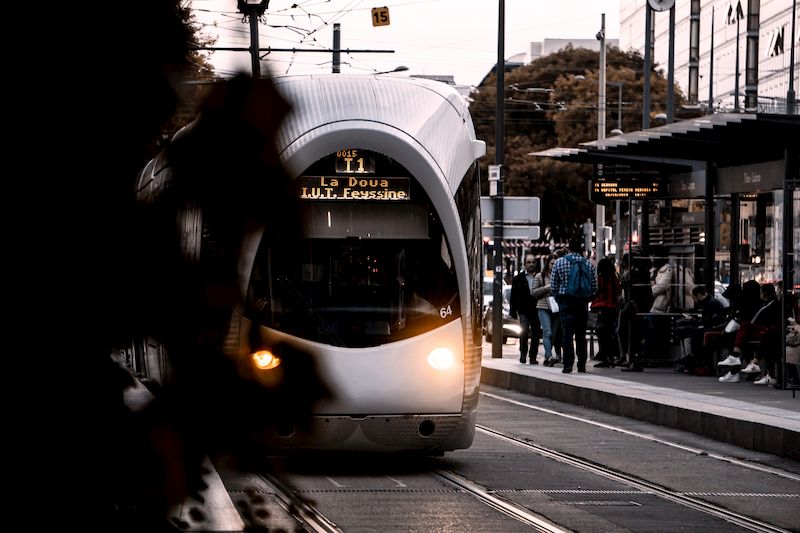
[271,73,482,194]
[531,112,800,170]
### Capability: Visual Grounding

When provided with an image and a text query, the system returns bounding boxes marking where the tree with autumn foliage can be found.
[164,3,219,138]
[470,45,700,243]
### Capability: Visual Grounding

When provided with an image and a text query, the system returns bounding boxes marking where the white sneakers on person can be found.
[718,371,741,383]
[754,375,777,386]
[717,355,742,367]
[740,362,761,374]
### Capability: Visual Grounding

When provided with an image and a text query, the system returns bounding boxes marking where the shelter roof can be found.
[531,113,800,169]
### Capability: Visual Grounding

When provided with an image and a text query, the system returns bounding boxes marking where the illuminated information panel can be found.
[590,178,665,202]
[298,176,410,201]
[590,163,665,204]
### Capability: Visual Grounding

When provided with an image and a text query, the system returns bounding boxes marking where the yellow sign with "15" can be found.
[371,7,390,26]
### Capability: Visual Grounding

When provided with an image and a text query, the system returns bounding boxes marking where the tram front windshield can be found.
[248,196,460,348]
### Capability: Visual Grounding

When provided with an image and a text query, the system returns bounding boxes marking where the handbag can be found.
[547,295,559,313]
[724,318,740,334]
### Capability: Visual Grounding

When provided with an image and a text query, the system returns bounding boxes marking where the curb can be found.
[480,365,800,460]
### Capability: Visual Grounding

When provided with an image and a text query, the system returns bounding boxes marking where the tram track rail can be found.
[432,469,569,533]
[240,389,798,533]
[254,467,567,532]
[476,424,793,533]
[481,390,800,482]
[255,472,343,533]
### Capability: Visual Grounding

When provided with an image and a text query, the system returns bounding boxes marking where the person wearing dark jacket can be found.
[510,254,541,364]
[591,258,621,367]
[725,283,782,384]
[675,285,728,374]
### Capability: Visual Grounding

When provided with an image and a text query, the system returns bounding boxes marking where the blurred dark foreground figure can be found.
[21,3,330,531]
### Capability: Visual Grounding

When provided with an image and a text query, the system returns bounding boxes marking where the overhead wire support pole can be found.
[492,0,505,359]
[249,9,260,76]
[667,5,675,123]
[237,0,270,78]
[708,7,715,114]
[332,23,341,73]
[642,3,652,129]
[787,0,797,115]
[596,13,606,261]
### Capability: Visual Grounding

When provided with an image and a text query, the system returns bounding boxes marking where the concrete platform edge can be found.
[479,366,800,460]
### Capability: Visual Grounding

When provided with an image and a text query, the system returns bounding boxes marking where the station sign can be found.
[480,196,540,224]
[481,225,540,240]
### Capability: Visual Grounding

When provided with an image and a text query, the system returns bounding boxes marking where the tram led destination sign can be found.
[297,176,410,201]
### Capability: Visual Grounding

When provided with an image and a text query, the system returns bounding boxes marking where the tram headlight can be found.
[251,349,281,370]
[427,347,455,370]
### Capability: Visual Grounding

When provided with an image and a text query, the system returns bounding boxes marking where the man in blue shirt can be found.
[551,239,597,373]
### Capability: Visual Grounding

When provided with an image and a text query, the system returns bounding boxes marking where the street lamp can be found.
[238,0,269,77]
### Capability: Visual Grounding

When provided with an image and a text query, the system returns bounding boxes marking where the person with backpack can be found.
[551,239,597,373]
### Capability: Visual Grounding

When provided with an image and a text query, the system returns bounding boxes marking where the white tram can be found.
[136,73,486,454]
[235,74,486,454]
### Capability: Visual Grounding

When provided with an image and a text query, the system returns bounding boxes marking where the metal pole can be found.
[598,14,606,141]
[615,199,621,268]
[744,0,760,111]
[708,7,715,114]
[781,147,797,388]
[492,0,505,358]
[730,192,740,287]
[667,5,675,123]
[705,162,716,294]
[249,8,261,78]
[643,4,653,129]
[788,0,797,115]
[614,82,622,268]
[332,23,341,73]
[734,15,741,112]
[688,0,701,104]
[597,14,606,260]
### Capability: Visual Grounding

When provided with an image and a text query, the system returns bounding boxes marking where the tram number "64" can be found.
[439,305,453,319]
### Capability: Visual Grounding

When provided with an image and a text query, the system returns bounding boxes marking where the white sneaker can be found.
[719,371,741,383]
[754,375,776,385]
[717,355,742,367]
[740,362,761,374]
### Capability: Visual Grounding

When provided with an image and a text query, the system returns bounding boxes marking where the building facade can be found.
[619,0,798,113]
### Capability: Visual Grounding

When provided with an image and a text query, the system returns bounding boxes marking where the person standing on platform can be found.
[533,253,561,366]
[510,253,541,364]
[591,257,621,367]
[551,239,597,373]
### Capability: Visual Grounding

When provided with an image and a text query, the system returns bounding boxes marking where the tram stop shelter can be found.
[531,112,800,391]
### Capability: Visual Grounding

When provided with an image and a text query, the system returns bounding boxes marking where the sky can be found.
[190,0,620,88]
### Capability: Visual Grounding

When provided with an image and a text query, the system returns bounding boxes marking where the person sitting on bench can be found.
[722,283,780,382]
